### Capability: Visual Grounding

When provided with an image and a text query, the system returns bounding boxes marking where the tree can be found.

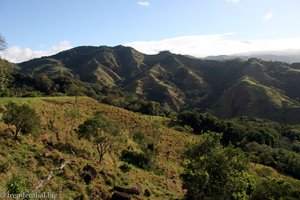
[0,33,6,51]
[251,178,299,200]
[178,111,222,134]
[181,132,254,200]
[0,35,13,96]
[2,102,41,140]
[0,59,12,95]
[76,114,120,163]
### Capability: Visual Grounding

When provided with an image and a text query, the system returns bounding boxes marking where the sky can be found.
[0,0,300,62]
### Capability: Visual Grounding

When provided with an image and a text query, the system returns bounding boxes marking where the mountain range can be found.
[18,45,300,123]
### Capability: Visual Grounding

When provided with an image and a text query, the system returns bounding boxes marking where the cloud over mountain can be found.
[125,34,300,57]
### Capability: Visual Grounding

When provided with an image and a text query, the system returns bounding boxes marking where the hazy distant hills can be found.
[206,50,300,63]
[19,46,300,123]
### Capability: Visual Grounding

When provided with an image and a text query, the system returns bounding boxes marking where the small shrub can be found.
[120,150,149,169]
[21,91,43,97]
[105,178,113,186]
[132,131,146,144]
[0,162,10,173]
[144,189,151,197]
[119,163,132,173]
[172,125,193,133]
[6,175,31,195]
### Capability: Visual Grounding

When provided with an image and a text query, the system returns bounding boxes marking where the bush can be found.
[120,150,149,169]
[172,125,193,133]
[6,175,31,196]
[0,159,11,173]
[119,163,132,173]
[104,178,113,186]
[21,91,43,97]
[144,189,151,197]
[132,131,146,144]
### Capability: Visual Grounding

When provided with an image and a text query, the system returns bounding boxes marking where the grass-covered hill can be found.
[16,46,300,123]
[0,96,300,199]
[0,96,193,199]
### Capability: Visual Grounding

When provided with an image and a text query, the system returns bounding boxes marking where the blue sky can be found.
[1,0,300,62]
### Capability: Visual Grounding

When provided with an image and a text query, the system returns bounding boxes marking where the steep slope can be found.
[0,96,192,199]
[18,46,300,123]
[20,46,145,85]
[211,76,300,123]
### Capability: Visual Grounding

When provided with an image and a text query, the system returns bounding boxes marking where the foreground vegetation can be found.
[0,96,299,199]
[0,96,189,199]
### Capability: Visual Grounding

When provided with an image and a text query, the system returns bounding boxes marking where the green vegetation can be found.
[76,113,120,163]
[6,175,31,196]
[2,45,298,123]
[1,101,41,140]
[177,111,300,179]
[0,58,15,96]
[0,46,300,199]
[181,133,254,200]
[251,178,300,199]
[0,96,189,199]
[119,163,132,173]
[0,96,299,199]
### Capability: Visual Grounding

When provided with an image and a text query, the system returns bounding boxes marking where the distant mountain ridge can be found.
[205,49,300,63]
[19,45,300,123]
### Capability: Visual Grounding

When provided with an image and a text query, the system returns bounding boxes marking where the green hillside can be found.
[2,47,300,198]
[0,96,300,199]
[0,96,191,199]
[14,46,300,123]
[212,76,300,123]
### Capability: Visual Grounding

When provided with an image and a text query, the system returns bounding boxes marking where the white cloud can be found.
[125,34,300,57]
[226,0,240,4]
[0,41,72,63]
[263,11,274,21]
[138,1,150,6]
